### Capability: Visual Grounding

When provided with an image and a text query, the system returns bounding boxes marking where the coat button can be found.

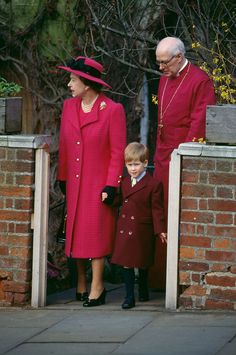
[131,216,135,220]
[128,231,133,235]
[75,174,79,178]
[76,158,80,161]
[124,199,128,203]
[122,214,126,218]
[120,230,124,234]
[76,141,80,145]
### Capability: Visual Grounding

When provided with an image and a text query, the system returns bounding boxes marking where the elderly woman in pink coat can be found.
[57,56,126,307]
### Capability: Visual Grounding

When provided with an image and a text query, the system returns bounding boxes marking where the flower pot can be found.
[0,97,22,134]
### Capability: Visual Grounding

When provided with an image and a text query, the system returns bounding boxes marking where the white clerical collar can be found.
[178,59,188,75]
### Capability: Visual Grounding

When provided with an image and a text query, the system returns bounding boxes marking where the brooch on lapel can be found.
[100,101,107,110]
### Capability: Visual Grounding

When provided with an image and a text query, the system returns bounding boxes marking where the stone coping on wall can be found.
[0,134,51,149]
[177,142,236,158]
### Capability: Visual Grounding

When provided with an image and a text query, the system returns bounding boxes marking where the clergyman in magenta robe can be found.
[150,37,216,289]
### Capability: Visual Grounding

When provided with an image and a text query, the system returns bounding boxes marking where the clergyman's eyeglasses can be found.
[156,55,177,67]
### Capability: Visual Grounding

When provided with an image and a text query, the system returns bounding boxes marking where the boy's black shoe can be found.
[122,297,135,309]
[138,289,149,302]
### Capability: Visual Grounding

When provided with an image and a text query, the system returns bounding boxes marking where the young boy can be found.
[102,142,167,309]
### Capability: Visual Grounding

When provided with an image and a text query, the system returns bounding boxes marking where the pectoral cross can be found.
[158,122,163,137]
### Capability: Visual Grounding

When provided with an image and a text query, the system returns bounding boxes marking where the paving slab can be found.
[112,313,236,355]
[0,309,72,327]
[216,335,236,355]
[0,309,73,354]
[2,343,119,355]
[0,286,235,355]
[29,311,154,342]
[0,328,41,355]
[148,312,236,327]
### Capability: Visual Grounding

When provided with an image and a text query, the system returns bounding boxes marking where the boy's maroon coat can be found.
[111,173,165,268]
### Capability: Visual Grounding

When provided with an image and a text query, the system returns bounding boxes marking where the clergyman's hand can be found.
[159,232,167,244]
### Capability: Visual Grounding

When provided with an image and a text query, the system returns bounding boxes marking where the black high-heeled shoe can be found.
[83,288,106,307]
[76,292,88,302]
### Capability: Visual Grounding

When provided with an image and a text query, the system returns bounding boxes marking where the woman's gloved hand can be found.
[101,186,116,205]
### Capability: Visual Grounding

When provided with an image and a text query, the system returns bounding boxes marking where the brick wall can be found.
[0,146,34,306]
[179,156,236,310]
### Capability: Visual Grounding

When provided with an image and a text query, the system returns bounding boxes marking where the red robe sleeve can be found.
[152,181,166,235]
[185,77,216,142]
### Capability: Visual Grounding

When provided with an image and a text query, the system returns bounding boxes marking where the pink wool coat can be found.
[57,93,127,258]
[111,173,165,269]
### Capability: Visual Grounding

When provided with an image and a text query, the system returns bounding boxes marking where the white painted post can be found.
[165,150,181,310]
[31,146,50,307]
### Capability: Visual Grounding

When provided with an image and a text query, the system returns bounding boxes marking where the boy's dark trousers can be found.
[122,268,135,309]
[122,268,149,309]
[138,268,149,301]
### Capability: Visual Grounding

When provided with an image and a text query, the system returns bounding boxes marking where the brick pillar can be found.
[178,144,236,311]
[165,143,236,311]
[0,135,51,306]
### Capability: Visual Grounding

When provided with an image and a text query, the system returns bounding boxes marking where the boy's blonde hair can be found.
[124,142,149,163]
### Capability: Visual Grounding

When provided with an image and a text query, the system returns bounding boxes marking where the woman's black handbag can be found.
[56,202,67,244]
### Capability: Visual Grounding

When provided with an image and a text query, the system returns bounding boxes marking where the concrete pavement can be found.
[0,284,235,355]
